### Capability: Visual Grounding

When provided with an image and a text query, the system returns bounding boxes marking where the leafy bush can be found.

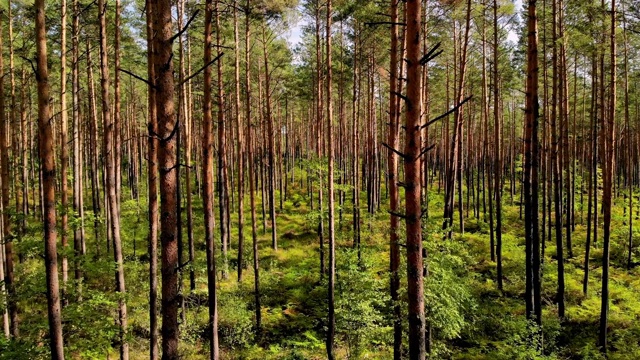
[423,234,477,357]
[334,248,388,359]
[218,290,254,348]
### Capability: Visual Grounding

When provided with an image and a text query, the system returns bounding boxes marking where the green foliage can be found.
[334,248,387,359]
[425,239,477,341]
[218,290,255,349]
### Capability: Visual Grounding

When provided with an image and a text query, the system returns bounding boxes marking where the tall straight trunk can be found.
[559,1,572,258]
[583,50,597,296]
[405,0,425,358]
[315,3,325,275]
[154,0,180,357]
[524,0,542,328]
[35,0,65,356]
[234,0,245,283]
[245,0,261,335]
[215,0,229,279]
[444,0,471,237]
[203,1,220,357]
[599,0,615,352]
[59,0,70,306]
[551,0,565,320]
[0,7,17,338]
[146,1,159,358]
[351,26,361,267]
[8,5,22,240]
[261,24,277,251]
[492,0,503,291]
[622,11,632,269]
[86,39,102,256]
[326,3,336,359]
[114,0,122,214]
[98,0,129,356]
[185,28,196,295]
[175,0,186,324]
[388,0,402,358]
[72,0,85,299]
[20,71,28,236]
[481,11,495,263]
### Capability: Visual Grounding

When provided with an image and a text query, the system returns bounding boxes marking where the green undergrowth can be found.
[3,177,640,359]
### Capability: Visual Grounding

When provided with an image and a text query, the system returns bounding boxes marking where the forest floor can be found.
[4,173,640,359]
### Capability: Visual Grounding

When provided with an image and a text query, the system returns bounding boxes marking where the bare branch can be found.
[420,42,443,65]
[170,9,200,43]
[177,53,224,88]
[420,95,473,129]
[388,210,408,219]
[382,142,408,159]
[118,68,154,88]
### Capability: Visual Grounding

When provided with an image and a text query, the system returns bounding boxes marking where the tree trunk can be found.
[98,0,129,356]
[86,38,102,257]
[405,0,425,358]
[114,0,122,216]
[59,0,70,307]
[203,0,220,357]
[524,0,542,329]
[0,6,17,338]
[261,24,278,251]
[35,0,65,356]
[72,0,85,300]
[234,0,245,283]
[550,0,566,321]
[326,2,336,359]
[154,0,180,357]
[215,0,230,279]
[388,0,402,358]
[244,0,261,336]
[492,0,503,291]
[145,1,159,358]
[599,0,616,352]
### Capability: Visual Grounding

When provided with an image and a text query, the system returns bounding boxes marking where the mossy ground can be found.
[3,173,640,359]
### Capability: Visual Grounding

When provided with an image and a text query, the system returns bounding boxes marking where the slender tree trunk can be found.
[203,1,220,357]
[0,6,17,338]
[59,0,70,307]
[234,0,245,283]
[215,0,230,279]
[86,39,102,257]
[622,11,632,269]
[146,1,159,358]
[551,0,565,320]
[405,1,425,358]
[183,30,195,293]
[444,0,471,237]
[315,3,325,275]
[72,0,85,300]
[583,51,597,296]
[599,0,616,352]
[244,0,261,335]
[492,0,503,291]
[388,1,402,358]
[98,0,129,356]
[154,0,180,357]
[35,0,65,356]
[524,0,542,330]
[261,24,278,251]
[326,2,336,358]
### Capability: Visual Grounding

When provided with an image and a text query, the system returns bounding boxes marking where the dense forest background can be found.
[0,0,640,359]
